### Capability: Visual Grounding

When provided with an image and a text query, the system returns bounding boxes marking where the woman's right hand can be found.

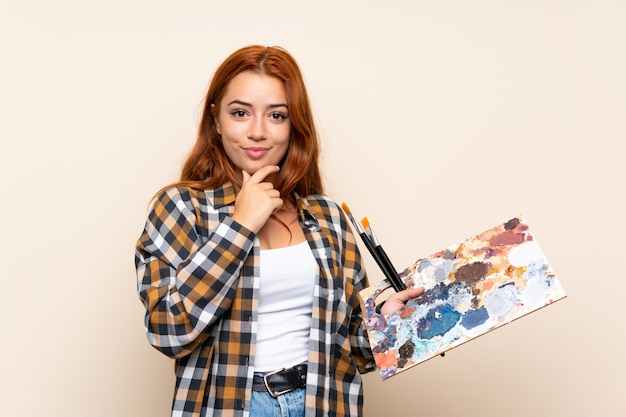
[231,165,283,233]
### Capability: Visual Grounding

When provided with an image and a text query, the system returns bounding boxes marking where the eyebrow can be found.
[227,99,288,109]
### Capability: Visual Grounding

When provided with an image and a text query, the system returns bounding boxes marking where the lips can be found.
[243,147,270,159]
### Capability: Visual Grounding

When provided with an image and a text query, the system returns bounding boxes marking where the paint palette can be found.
[359,216,567,380]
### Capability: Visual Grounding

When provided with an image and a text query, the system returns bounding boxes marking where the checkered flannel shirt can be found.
[135,183,375,417]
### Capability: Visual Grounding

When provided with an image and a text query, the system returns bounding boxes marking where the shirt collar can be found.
[212,186,321,232]
[297,194,321,232]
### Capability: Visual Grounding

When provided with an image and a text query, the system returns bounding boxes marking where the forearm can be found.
[350,305,376,374]
[137,216,255,358]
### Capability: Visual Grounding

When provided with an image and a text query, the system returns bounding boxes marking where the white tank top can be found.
[255,241,316,372]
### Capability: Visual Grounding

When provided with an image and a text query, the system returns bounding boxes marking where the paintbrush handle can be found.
[358,232,384,269]
[358,232,404,292]
[341,203,405,292]
[375,245,406,292]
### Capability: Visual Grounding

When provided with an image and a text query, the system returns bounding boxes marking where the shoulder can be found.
[303,194,342,217]
[151,183,233,223]
[152,186,208,212]
[151,183,234,212]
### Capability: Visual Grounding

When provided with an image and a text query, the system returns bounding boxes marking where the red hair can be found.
[165,45,323,202]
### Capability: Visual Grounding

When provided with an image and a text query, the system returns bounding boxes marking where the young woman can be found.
[135,45,423,417]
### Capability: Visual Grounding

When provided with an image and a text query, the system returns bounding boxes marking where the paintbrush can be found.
[361,217,406,292]
[341,202,405,293]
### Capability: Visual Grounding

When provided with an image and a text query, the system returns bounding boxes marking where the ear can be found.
[211,103,221,135]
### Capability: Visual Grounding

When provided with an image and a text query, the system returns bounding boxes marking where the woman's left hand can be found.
[379,287,425,315]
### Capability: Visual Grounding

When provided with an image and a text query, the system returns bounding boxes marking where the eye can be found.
[230,110,247,118]
[270,112,288,121]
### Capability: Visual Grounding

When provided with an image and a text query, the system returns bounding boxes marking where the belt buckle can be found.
[263,367,288,398]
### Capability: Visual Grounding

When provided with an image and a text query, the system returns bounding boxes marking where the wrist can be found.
[375,301,386,314]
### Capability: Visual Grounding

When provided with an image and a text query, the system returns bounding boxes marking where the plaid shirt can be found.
[135,183,375,417]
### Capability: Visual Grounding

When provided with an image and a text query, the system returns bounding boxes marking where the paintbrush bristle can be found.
[342,202,364,233]
[361,217,370,229]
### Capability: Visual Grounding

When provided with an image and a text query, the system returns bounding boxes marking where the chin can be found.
[244,161,281,175]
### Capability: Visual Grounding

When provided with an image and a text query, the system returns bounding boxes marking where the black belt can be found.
[252,363,307,397]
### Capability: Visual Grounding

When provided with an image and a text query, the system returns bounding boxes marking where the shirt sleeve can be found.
[338,209,376,374]
[134,187,254,359]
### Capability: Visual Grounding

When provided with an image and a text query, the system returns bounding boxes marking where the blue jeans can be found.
[249,387,305,417]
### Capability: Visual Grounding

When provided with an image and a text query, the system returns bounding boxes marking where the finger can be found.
[391,287,425,303]
[248,165,280,183]
[410,286,425,297]
[272,199,285,213]
[257,182,279,191]
[405,287,425,300]
[242,170,251,183]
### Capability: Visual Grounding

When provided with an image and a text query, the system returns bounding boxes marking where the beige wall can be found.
[1,1,624,416]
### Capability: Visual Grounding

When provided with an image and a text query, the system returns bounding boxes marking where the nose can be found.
[248,117,267,141]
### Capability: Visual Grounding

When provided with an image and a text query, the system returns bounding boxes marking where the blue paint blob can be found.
[417,282,451,305]
[461,307,490,330]
[485,284,519,318]
[417,305,461,339]
[417,259,431,272]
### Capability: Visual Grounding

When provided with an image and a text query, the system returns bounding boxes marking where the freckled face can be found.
[213,72,291,176]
